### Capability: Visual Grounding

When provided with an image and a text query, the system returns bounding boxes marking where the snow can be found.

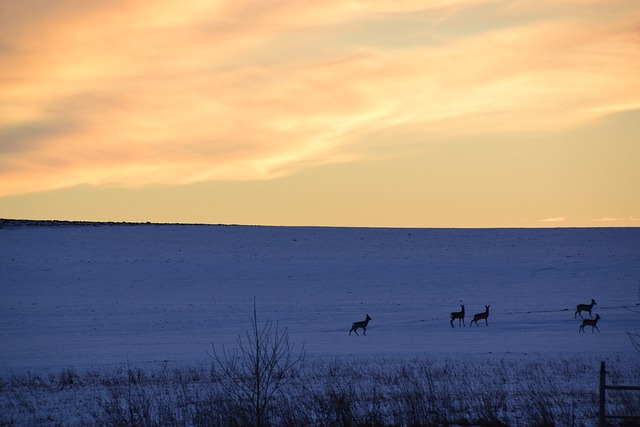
[1,223,639,375]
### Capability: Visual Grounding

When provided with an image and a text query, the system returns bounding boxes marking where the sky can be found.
[1,0,639,228]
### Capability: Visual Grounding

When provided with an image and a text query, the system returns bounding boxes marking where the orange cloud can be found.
[1,0,639,196]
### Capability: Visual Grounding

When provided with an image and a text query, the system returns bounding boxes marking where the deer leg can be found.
[362,327,366,335]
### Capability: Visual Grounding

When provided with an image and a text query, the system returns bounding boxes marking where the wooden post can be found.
[599,361,606,427]
[598,361,640,424]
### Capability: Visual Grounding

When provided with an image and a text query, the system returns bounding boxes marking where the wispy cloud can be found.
[1,0,639,196]
[538,217,567,223]
[591,216,640,222]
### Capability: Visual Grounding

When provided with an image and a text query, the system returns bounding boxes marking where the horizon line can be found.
[2,218,639,230]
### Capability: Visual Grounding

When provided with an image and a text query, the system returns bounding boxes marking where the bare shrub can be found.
[210,300,304,427]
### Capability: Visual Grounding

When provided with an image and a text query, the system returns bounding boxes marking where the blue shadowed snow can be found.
[1,223,639,374]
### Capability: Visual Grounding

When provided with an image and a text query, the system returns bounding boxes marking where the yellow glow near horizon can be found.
[1,0,639,227]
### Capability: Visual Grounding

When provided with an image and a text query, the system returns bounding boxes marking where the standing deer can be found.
[575,299,596,319]
[450,304,465,328]
[579,314,601,333]
[349,314,372,336]
[470,305,490,327]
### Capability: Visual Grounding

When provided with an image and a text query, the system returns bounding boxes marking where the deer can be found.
[579,314,601,333]
[349,314,372,336]
[470,305,490,327]
[575,299,596,319]
[450,304,465,328]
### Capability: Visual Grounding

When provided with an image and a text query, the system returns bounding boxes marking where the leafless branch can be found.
[211,298,304,426]
[627,329,640,352]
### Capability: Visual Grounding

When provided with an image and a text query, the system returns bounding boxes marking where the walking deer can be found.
[470,305,490,326]
[349,314,372,336]
[579,314,601,333]
[575,299,596,319]
[450,304,465,328]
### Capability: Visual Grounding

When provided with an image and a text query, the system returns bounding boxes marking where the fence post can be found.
[599,361,606,427]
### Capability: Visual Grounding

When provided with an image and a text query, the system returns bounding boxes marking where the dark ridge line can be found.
[0,219,236,228]
[3,218,639,232]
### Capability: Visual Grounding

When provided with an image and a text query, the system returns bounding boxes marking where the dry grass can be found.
[1,356,639,426]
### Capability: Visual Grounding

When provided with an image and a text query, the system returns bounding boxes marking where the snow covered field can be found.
[2,221,639,372]
[1,221,639,425]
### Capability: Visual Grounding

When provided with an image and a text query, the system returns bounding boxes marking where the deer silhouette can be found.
[450,304,465,328]
[470,305,490,327]
[579,314,601,333]
[575,299,596,319]
[349,314,371,336]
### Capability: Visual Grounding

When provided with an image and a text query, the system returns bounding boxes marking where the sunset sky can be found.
[1,0,639,227]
